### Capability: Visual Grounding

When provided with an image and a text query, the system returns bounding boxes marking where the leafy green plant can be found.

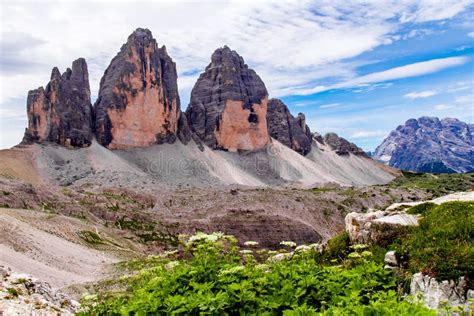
[79,232,432,315]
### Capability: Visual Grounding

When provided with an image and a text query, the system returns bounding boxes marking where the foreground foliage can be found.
[80,233,433,315]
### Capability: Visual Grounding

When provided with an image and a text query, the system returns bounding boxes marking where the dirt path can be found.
[0,208,120,289]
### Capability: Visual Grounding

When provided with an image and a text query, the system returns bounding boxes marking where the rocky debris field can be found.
[0,266,79,315]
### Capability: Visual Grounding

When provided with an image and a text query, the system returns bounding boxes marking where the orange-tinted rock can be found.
[186,46,270,151]
[94,28,189,149]
[215,98,270,152]
[22,58,93,147]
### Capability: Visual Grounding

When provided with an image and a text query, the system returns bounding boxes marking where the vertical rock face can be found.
[186,46,270,152]
[266,98,312,155]
[94,28,189,149]
[23,58,93,147]
[374,117,473,173]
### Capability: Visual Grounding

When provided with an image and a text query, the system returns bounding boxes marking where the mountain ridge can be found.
[374,116,473,173]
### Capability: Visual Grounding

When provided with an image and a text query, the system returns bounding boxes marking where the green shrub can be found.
[406,202,436,215]
[322,230,350,262]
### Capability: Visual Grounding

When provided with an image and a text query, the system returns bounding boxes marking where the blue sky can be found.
[0,0,473,150]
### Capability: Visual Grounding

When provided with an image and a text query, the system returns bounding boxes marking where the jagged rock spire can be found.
[23,58,93,147]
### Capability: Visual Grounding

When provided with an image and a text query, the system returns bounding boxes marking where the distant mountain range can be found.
[374,117,473,173]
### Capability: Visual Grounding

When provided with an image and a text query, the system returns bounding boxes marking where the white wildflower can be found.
[295,245,311,253]
[244,241,259,247]
[219,265,245,276]
[239,249,253,255]
[280,241,297,248]
[164,260,180,271]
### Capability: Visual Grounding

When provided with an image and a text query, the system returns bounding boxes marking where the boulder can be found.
[345,211,418,244]
[94,28,190,149]
[186,46,270,152]
[22,58,93,147]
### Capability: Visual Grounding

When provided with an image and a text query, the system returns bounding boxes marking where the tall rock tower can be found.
[186,46,270,152]
[94,28,190,149]
[23,58,93,147]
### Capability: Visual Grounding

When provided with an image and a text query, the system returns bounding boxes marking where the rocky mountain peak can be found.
[323,133,367,157]
[186,46,270,151]
[94,28,189,149]
[266,98,312,155]
[374,116,473,173]
[22,58,93,148]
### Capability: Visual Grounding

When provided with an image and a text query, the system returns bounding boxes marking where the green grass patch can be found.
[79,230,105,245]
[399,201,474,281]
[389,172,474,196]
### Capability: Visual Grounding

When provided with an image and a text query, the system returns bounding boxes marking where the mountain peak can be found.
[186,47,269,152]
[374,116,473,173]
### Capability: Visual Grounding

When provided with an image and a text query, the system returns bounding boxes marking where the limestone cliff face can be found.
[94,28,189,149]
[267,98,312,155]
[186,46,270,152]
[23,58,93,147]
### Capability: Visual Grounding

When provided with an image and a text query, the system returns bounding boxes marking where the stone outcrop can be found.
[186,46,270,152]
[345,210,418,245]
[22,58,93,147]
[323,133,368,156]
[94,28,189,149]
[266,98,312,155]
[374,117,474,173]
[410,273,473,310]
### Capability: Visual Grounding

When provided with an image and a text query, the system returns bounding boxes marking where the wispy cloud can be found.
[404,90,437,99]
[349,130,387,139]
[468,32,474,38]
[319,103,341,109]
[292,56,469,96]
[434,104,452,111]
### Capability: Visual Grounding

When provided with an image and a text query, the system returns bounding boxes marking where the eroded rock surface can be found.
[186,46,270,152]
[267,98,312,155]
[94,28,189,149]
[22,58,93,147]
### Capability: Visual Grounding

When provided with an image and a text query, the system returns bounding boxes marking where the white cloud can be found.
[0,0,473,148]
[469,32,474,38]
[319,103,341,109]
[404,90,437,99]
